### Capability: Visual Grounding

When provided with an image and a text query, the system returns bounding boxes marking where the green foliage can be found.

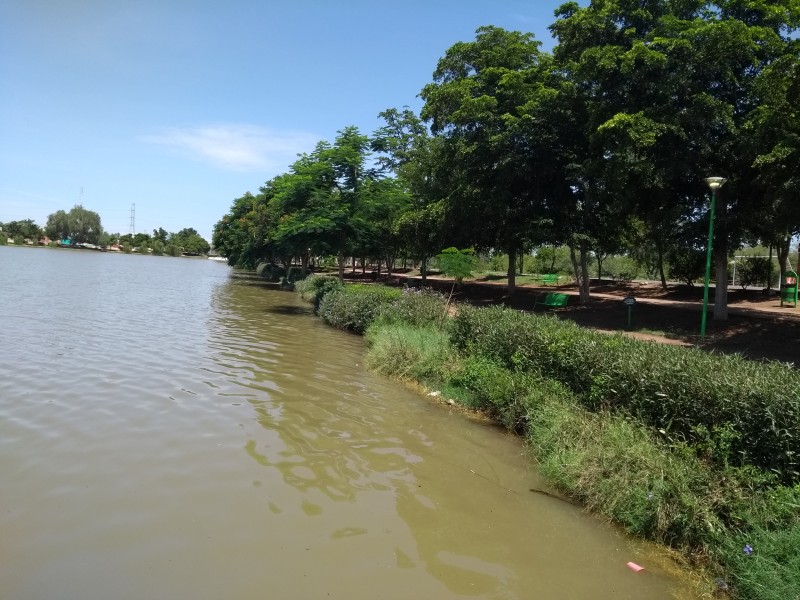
[531,246,572,276]
[318,284,401,333]
[150,240,165,256]
[445,356,537,430]
[364,323,455,383]
[738,257,772,289]
[717,523,800,600]
[374,286,448,329]
[122,242,133,254]
[45,205,103,245]
[170,228,210,255]
[295,274,343,311]
[0,232,7,245]
[667,247,706,286]
[436,247,476,283]
[449,304,800,483]
[2,219,41,240]
[601,254,642,281]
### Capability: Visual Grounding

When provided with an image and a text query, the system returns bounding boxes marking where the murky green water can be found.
[0,247,694,599]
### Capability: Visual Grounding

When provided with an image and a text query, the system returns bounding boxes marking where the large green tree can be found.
[372,107,448,284]
[2,219,42,240]
[45,205,103,244]
[420,26,555,300]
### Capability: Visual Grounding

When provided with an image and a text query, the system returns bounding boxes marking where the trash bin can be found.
[781,270,798,308]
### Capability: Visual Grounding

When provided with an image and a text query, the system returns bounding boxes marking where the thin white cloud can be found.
[141,124,319,172]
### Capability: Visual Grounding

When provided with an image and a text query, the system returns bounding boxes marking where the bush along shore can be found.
[295,275,800,600]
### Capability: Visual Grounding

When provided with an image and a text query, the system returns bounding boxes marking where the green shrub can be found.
[0,232,7,245]
[446,356,536,430]
[450,304,800,483]
[737,257,772,290]
[374,287,448,329]
[667,247,706,286]
[318,284,401,333]
[295,275,343,312]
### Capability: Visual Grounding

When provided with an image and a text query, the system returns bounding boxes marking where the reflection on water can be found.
[0,247,692,599]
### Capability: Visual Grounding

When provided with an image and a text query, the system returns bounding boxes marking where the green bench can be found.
[531,273,559,285]
[534,292,569,310]
[542,274,559,285]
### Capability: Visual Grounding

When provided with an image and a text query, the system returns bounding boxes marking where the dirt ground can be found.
[373,272,800,367]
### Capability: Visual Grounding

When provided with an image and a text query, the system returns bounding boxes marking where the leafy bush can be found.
[667,247,706,285]
[0,232,7,245]
[737,257,772,289]
[295,274,343,312]
[375,287,448,329]
[450,304,800,483]
[602,255,642,281]
[318,284,401,333]
[445,356,537,430]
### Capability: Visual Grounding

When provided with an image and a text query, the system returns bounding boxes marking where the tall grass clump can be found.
[716,522,800,600]
[364,323,455,383]
[318,284,401,333]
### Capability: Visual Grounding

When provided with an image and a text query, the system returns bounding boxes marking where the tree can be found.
[213,191,273,268]
[373,108,449,284]
[152,227,169,244]
[45,205,103,244]
[2,219,42,241]
[420,26,555,300]
[169,228,210,255]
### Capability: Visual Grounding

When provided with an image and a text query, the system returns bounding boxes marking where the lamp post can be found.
[701,177,727,338]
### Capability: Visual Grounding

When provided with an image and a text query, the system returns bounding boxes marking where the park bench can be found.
[534,292,569,310]
[531,273,559,285]
[542,274,559,286]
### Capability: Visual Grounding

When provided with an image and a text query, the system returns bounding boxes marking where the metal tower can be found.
[129,203,136,235]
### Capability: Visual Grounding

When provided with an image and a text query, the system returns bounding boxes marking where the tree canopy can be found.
[213,2,799,317]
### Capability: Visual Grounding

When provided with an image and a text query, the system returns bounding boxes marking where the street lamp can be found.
[701,176,727,338]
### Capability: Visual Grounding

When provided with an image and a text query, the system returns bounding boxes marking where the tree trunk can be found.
[507,245,517,302]
[777,236,791,285]
[569,244,591,304]
[338,251,345,284]
[362,257,366,275]
[420,256,428,286]
[385,256,395,278]
[596,254,604,281]
[352,256,357,274]
[713,241,728,321]
[301,251,309,276]
[518,251,524,276]
[657,242,668,290]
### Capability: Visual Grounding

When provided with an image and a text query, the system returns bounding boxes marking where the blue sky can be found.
[1,1,571,241]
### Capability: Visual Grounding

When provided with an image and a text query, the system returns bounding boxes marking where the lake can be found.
[0,246,694,599]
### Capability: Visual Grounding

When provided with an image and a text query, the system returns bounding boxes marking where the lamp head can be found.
[704,176,727,191]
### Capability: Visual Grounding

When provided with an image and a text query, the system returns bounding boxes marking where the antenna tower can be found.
[129,203,136,235]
